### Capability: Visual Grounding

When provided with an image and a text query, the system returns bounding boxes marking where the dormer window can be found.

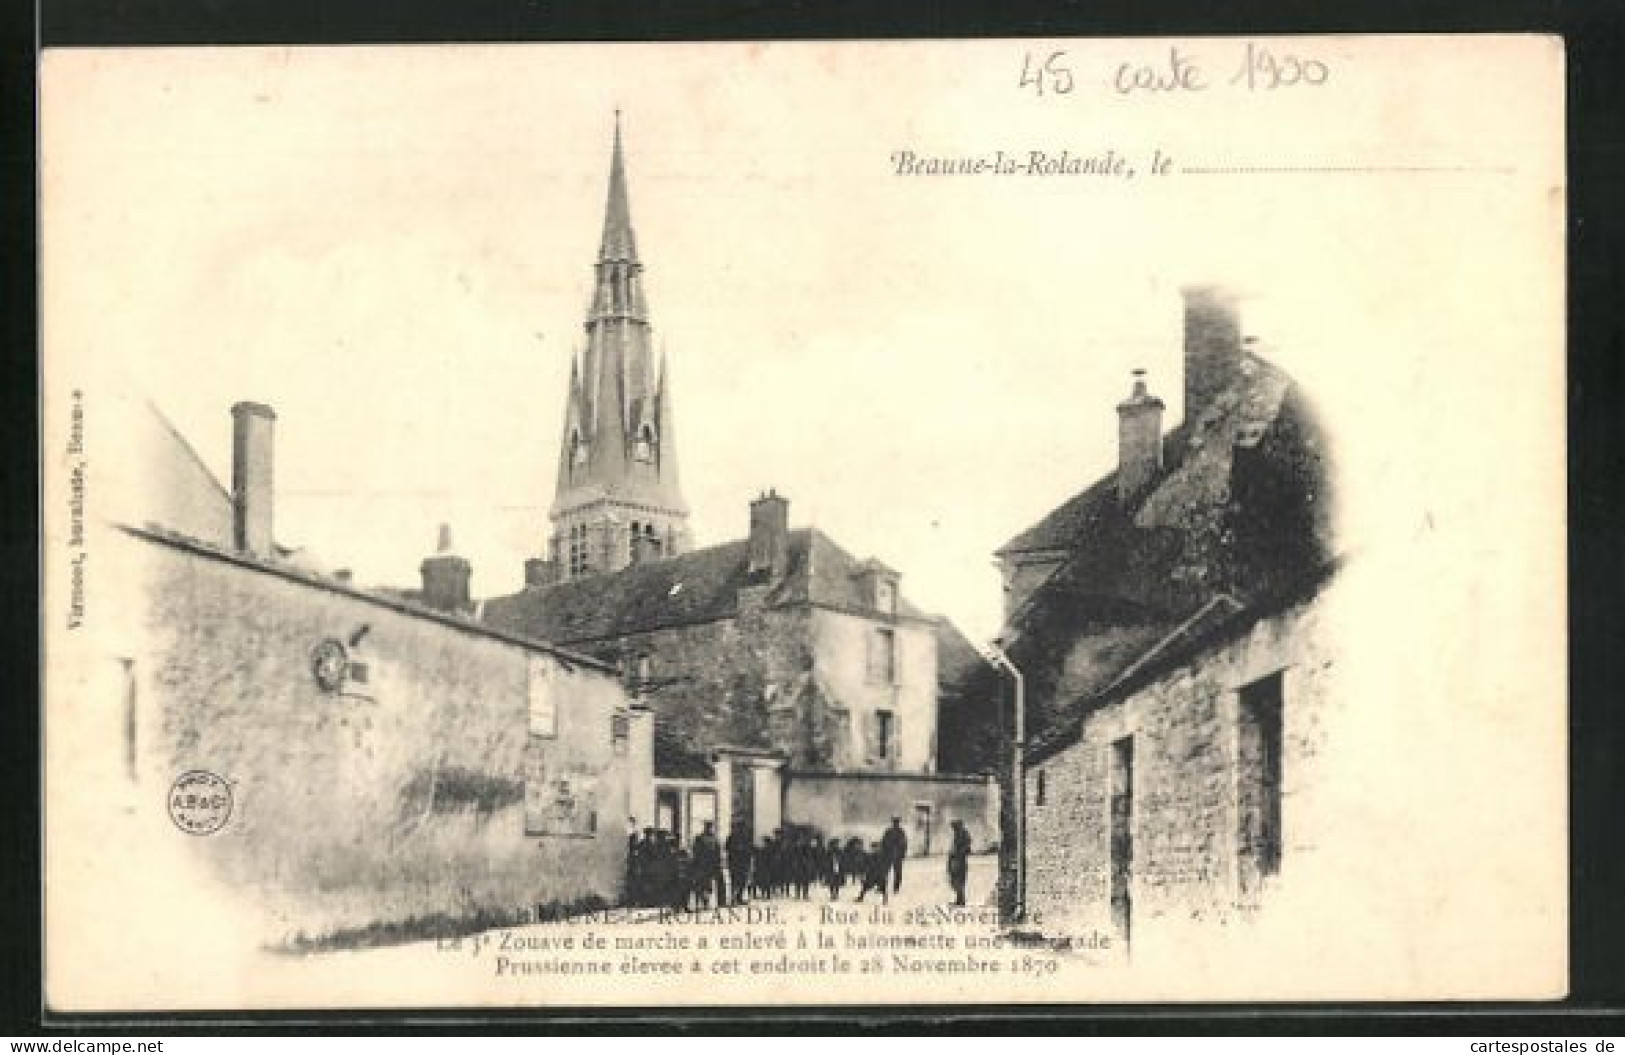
[874,577,895,615]
[856,563,899,615]
[634,423,656,462]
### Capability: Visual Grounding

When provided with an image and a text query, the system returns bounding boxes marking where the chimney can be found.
[230,401,276,556]
[524,557,560,589]
[1116,369,1165,503]
[1181,285,1243,421]
[747,489,789,582]
[420,523,472,613]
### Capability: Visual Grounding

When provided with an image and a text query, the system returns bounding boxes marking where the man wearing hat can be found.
[880,815,909,894]
[946,819,972,907]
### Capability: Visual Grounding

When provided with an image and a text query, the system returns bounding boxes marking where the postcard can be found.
[40,36,1566,1010]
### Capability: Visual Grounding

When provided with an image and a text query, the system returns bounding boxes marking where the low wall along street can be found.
[784,772,998,855]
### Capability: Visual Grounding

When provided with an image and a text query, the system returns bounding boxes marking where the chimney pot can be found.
[1117,370,1166,503]
[230,401,276,556]
[525,557,560,589]
[747,490,790,581]
[420,524,472,613]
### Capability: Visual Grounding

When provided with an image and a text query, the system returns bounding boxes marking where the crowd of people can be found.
[624,815,975,911]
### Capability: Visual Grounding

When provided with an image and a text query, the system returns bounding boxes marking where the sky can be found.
[43,39,1563,640]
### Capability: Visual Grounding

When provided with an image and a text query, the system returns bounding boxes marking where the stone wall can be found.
[116,526,639,945]
[575,602,942,777]
[577,606,807,762]
[1022,577,1337,947]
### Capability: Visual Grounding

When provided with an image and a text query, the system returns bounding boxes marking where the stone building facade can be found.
[981,284,1338,928]
[1023,570,1339,956]
[484,491,995,852]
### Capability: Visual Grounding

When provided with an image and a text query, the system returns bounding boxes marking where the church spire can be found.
[598,110,639,265]
[590,111,647,323]
[548,114,690,582]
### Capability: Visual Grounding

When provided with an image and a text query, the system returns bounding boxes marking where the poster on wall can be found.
[40,35,1566,1011]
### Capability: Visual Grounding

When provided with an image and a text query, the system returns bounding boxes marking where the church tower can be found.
[547,115,691,582]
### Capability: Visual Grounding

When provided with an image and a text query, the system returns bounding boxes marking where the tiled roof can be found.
[993,351,1335,740]
[933,617,984,692]
[482,528,928,647]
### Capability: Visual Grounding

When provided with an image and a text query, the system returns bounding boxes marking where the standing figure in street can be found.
[881,816,909,895]
[672,845,693,913]
[841,835,865,897]
[824,836,844,899]
[946,819,972,907]
[754,834,775,900]
[793,833,814,900]
[692,821,725,910]
[725,820,754,905]
[855,840,890,905]
[631,827,657,906]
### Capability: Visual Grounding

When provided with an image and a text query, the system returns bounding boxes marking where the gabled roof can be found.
[482,527,929,646]
[1026,558,1339,765]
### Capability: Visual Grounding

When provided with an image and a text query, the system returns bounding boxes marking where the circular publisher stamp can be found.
[168,770,233,835]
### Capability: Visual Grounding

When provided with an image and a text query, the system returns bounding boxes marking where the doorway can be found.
[912,802,933,856]
[656,788,681,840]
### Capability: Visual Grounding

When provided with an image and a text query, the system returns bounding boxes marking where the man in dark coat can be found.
[946,819,972,907]
[692,821,725,909]
[840,836,865,897]
[855,840,889,904]
[754,835,776,900]
[881,816,909,894]
[824,836,845,899]
[631,827,657,906]
[725,821,754,905]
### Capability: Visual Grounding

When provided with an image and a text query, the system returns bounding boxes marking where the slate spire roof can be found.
[551,115,687,521]
[596,111,639,269]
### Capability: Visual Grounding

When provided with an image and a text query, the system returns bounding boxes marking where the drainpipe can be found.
[980,641,1025,924]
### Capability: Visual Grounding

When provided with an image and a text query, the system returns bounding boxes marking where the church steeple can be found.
[547,115,690,583]
[598,113,638,265]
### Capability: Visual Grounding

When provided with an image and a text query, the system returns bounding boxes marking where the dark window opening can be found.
[1239,671,1285,883]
